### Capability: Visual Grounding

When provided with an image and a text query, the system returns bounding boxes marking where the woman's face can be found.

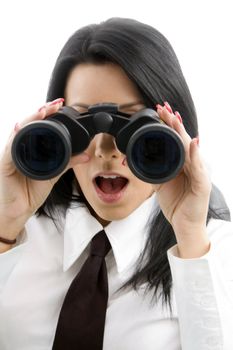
[65,62,154,226]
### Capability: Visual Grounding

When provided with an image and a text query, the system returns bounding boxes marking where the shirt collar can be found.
[63,194,157,274]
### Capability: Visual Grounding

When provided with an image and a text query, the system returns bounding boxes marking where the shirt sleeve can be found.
[167,219,233,350]
[0,230,28,290]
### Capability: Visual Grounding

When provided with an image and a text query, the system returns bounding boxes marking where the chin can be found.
[95,206,135,223]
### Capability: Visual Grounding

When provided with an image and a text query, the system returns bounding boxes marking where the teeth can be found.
[100,175,120,179]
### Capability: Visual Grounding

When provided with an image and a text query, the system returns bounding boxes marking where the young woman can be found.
[0,18,232,350]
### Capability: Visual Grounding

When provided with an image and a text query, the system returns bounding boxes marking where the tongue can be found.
[98,177,127,194]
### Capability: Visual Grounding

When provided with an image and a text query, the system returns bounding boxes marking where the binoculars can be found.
[11,103,185,183]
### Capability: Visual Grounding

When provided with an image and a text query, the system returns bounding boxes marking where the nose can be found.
[94,133,122,160]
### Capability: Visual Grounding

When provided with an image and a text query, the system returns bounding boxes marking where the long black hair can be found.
[38,18,229,308]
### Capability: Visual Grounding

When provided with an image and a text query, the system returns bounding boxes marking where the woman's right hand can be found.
[0,99,90,242]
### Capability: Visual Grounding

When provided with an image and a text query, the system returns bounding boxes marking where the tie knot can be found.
[90,230,111,257]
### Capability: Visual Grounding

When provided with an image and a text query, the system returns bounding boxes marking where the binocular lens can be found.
[12,123,71,180]
[127,126,184,183]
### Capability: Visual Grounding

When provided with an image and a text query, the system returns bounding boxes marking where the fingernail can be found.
[175,111,183,124]
[38,105,46,112]
[38,98,64,112]
[156,104,163,111]
[164,101,173,113]
[49,97,65,106]
[193,137,199,146]
[14,122,20,132]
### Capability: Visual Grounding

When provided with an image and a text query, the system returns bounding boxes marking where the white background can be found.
[0,0,232,215]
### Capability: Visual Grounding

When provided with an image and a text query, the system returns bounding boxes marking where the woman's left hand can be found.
[154,104,212,258]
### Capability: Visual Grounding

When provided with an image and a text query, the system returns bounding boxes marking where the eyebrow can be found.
[70,101,144,109]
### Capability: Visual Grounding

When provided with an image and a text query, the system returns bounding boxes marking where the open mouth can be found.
[94,175,129,194]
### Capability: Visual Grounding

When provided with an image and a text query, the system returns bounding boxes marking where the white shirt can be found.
[0,195,233,350]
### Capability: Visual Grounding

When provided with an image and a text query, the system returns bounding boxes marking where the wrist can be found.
[175,226,210,259]
[0,227,25,253]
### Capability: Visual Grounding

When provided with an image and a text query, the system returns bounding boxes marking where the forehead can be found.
[64,62,143,106]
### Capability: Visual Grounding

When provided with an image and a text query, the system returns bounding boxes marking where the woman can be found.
[0,18,232,349]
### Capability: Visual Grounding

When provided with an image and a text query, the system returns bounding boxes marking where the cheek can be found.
[133,179,154,197]
[144,184,155,197]
[73,164,88,185]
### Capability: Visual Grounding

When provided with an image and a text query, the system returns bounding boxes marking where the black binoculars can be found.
[11,103,185,183]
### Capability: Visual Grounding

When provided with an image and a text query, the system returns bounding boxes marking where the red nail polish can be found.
[49,98,65,106]
[193,137,199,146]
[14,122,20,132]
[175,111,183,124]
[156,104,163,111]
[164,101,173,113]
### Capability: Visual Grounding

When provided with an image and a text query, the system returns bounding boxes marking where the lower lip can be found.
[93,181,128,203]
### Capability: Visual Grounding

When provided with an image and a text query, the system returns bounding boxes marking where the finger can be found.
[188,138,211,194]
[171,113,192,147]
[46,153,90,186]
[157,106,192,160]
[68,153,90,168]
[16,98,65,130]
[157,104,192,143]
[39,97,65,117]
[52,153,90,179]
[156,105,174,127]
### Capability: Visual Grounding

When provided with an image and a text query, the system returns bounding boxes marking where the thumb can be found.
[67,153,90,169]
[48,153,90,186]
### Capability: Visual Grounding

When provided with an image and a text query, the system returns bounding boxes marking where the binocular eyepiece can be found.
[11,103,185,183]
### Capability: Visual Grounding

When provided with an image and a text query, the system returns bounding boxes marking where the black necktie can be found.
[52,230,111,350]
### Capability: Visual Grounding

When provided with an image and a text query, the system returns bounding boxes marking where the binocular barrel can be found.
[11,105,185,184]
